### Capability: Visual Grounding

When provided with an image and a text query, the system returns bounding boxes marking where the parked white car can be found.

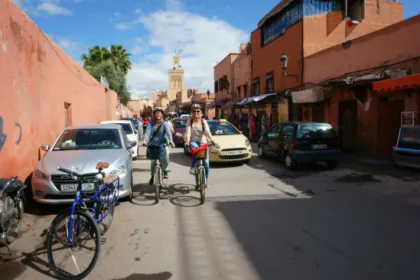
[101,120,139,160]
[31,124,135,204]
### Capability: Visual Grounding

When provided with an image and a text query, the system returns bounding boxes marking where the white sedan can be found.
[101,120,139,160]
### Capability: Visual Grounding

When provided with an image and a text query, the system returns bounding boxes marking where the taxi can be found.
[184,119,252,163]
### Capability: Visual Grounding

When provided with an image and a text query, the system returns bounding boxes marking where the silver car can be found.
[31,124,136,204]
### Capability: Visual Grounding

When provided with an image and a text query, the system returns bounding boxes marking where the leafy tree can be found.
[87,61,131,105]
[81,44,133,105]
[110,44,132,74]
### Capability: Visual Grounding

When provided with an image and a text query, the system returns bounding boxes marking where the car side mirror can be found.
[40,144,50,151]
[239,130,243,134]
[128,141,137,149]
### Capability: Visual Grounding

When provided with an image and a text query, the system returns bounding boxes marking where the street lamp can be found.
[280,53,299,80]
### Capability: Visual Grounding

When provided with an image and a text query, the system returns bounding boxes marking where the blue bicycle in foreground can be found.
[45,162,120,280]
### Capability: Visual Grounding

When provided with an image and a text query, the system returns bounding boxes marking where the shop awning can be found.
[221,101,236,110]
[243,93,277,105]
[291,87,331,104]
[372,73,420,94]
[207,100,226,109]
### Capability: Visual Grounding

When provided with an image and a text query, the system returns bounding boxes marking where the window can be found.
[208,122,240,136]
[252,78,260,96]
[64,103,72,127]
[261,0,303,46]
[116,123,133,135]
[214,81,219,93]
[53,129,122,151]
[281,125,295,141]
[244,84,248,97]
[297,123,336,139]
[342,0,365,21]
[397,126,420,150]
[265,72,274,93]
[173,119,187,128]
[268,125,281,138]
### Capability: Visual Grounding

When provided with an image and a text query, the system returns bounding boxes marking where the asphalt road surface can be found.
[1,145,420,280]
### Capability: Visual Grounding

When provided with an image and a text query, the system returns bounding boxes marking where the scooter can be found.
[0,176,26,252]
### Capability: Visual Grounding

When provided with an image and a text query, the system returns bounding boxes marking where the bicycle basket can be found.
[146,146,161,160]
[194,149,207,159]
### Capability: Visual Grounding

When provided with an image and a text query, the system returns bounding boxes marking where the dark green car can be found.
[258,122,341,170]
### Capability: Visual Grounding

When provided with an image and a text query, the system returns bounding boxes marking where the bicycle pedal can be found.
[101,237,107,244]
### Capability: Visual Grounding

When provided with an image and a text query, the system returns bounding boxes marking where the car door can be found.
[266,124,282,155]
[278,124,295,156]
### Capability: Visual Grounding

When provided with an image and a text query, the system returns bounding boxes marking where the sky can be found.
[12,0,420,98]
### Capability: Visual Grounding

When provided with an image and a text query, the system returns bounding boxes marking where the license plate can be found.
[226,151,242,155]
[61,183,95,192]
[311,144,327,149]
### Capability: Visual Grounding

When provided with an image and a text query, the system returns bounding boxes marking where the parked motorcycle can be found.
[0,177,26,249]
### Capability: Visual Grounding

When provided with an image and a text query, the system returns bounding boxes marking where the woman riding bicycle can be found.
[142,107,174,184]
[185,104,217,187]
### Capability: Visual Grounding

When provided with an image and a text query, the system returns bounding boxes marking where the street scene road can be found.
[1,145,420,280]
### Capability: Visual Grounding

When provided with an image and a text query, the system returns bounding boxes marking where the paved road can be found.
[1,146,420,280]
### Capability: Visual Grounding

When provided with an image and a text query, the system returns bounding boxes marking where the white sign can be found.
[100,76,109,89]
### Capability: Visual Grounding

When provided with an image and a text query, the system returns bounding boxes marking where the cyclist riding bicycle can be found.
[185,104,217,187]
[142,107,174,184]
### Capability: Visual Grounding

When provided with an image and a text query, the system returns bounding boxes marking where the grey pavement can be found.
[1,146,420,280]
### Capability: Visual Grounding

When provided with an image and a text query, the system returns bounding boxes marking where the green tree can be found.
[81,46,112,70]
[87,61,131,105]
[110,44,132,74]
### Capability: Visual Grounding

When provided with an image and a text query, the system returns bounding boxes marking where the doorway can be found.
[377,97,404,156]
[339,100,357,152]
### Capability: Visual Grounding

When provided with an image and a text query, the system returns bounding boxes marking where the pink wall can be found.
[233,54,251,99]
[304,15,420,84]
[0,0,123,180]
[303,0,403,57]
[214,53,239,100]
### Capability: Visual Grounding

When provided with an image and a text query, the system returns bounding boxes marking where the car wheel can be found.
[129,172,134,201]
[326,160,338,170]
[284,153,297,170]
[258,145,265,158]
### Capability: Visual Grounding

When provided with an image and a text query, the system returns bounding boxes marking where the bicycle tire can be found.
[46,208,101,280]
[198,167,206,204]
[154,165,160,203]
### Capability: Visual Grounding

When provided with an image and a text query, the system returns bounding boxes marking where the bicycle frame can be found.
[67,177,120,245]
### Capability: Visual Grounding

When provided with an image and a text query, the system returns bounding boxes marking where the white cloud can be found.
[114,22,131,30]
[127,3,248,97]
[12,0,74,16]
[38,2,71,15]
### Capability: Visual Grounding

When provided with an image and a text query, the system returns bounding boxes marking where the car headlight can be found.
[175,132,183,137]
[211,143,221,149]
[109,164,128,176]
[34,169,49,179]
[245,139,250,146]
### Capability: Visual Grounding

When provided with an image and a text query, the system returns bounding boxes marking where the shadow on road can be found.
[113,271,172,280]
[131,183,202,207]
[213,193,420,280]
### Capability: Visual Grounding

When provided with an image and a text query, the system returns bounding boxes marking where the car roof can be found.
[101,120,133,125]
[275,122,332,126]
[65,124,122,129]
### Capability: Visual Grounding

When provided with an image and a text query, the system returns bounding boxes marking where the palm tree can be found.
[81,45,112,70]
[110,44,132,74]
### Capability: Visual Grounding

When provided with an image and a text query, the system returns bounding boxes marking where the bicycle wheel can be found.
[198,167,206,204]
[97,184,117,235]
[154,165,161,203]
[46,208,101,280]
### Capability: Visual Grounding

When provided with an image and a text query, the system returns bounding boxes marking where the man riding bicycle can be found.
[142,107,174,184]
[185,104,217,187]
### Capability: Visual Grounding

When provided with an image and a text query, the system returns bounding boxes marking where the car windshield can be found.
[208,122,240,136]
[173,119,187,128]
[52,129,122,151]
[397,126,420,150]
[116,123,133,134]
[297,123,336,139]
